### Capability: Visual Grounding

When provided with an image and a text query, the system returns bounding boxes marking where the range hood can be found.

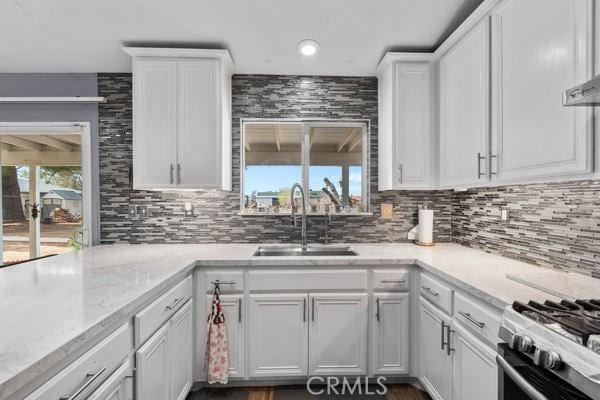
[563,75,600,106]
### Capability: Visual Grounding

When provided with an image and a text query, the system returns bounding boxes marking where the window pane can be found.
[243,123,303,214]
[308,126,364,213]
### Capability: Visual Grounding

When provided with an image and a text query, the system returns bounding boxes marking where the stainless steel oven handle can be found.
[496,354,549,400]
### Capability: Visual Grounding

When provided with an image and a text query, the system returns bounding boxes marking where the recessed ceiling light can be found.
[297,39,320,56]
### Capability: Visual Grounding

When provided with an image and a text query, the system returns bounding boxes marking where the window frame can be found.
[240,118,370,214]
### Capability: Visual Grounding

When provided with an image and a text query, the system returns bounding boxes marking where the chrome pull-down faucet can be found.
[290,183,307,250]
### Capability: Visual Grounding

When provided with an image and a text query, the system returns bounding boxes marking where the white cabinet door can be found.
[170,300,193,400]
[248,294,308,378]
[177,59,220,189]
[87,360,133,400]
[420,299,452,400]
[394,62,432,188]
[440,18,490,188]
[491,0,593,182]
[452,323,497,400]
[132,59,178,189]
[371,293,410,375]
[136,324,170,400]
[309,293,367,375]
[205,294,245,379]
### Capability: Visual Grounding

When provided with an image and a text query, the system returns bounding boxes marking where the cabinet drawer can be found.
[454,292,501,346]
[248,269,367,291]
[372,270,410,291]
[205,271,244,293]
[420,274,452,314]
[25,323,131,400]
[135,275,192,346]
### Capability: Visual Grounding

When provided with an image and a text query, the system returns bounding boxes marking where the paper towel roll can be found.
[417,209,434,245]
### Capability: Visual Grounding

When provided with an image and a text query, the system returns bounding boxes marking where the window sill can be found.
[238,211,374,217]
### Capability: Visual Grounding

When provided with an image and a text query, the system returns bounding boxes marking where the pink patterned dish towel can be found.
[205,282,229,384]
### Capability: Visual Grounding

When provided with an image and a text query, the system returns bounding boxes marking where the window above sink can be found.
[241,119,369,216]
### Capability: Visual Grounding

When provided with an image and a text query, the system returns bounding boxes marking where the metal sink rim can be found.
[253,245,358,257]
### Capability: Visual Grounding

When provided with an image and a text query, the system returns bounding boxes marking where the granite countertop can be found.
[1,242,598,399]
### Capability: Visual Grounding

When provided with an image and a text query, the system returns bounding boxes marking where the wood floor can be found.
[187,385,431,400]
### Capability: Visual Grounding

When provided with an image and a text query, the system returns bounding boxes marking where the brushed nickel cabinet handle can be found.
[458,311,485,328]
[238,298,242,323]
[311,298,315,322]
[59,367,106,400]
[422,286,439,297]
[376,298,380,322]
[165,297,184,311]
[381,279,406,284]
[446,326,455,356]
[169,164,174,184]
[303,298,306,322]
[177,163,182,184]
[441,321,447,350]
[489,152,497,176]
[477,153,486,179]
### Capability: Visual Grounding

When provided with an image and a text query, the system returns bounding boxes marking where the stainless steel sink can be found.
[253,245,358,257]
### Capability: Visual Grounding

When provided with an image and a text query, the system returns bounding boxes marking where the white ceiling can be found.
[1,0,483,76]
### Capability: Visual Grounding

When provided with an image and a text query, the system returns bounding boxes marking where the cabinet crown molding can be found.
[376,52,434,77]
[122,47,234,71]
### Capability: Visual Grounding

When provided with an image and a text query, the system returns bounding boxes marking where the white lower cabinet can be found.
[205,294,245,379]
[248,294,308,378]
[452,323,497,400]
[170,301,194,400]
[419,299,453,400]
[309,293,368,375]
[87,360,133,400]
[136,300,193,400]
[371,293,410,375]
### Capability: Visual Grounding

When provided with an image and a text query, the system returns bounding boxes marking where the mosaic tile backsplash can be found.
[98,74,452,244]
[452,181,600,276]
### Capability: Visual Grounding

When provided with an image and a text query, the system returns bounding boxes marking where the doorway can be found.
[0,122,92,265]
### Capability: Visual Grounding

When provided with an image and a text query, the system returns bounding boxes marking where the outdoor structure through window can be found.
[0,128,85,265]
[242,120,368,215]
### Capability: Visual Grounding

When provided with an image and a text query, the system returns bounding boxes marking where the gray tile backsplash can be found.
[98,73,452,244]
[98,73,599,276]
[452,181,600,276]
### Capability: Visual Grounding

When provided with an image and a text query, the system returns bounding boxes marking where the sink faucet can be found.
[290,182,307,250]
[320,212,333,245]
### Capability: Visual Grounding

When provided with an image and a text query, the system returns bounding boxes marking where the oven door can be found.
[497,344,592,400]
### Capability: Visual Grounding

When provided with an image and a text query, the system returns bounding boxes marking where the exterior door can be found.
[309,293,368,375]
[135,323,170,400]
[491,0,593,181]
[132,58,178,189]
[420,299,452,400]
[206,294,245,379]
[452,323,498,400]
[439,18,490,187]
[170,300,193,400]
[248,294,308,377]
[371,293,410,375]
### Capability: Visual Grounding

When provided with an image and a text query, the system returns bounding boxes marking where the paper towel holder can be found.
[409,206,435,246]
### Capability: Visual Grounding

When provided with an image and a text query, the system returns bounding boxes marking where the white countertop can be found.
[1,242,598,399]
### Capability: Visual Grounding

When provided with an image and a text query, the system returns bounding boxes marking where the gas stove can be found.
[498,299,600,400]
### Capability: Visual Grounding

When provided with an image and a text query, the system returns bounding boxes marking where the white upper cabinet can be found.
[378,55,434,190]
[124,48,233,191]
[439,18,491,188]
[490,0,593,182]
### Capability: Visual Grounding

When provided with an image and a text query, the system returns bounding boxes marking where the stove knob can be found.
[533,347,562,370]
[509,334,534,353]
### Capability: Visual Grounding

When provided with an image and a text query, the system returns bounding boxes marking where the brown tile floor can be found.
[187,385,431,400]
